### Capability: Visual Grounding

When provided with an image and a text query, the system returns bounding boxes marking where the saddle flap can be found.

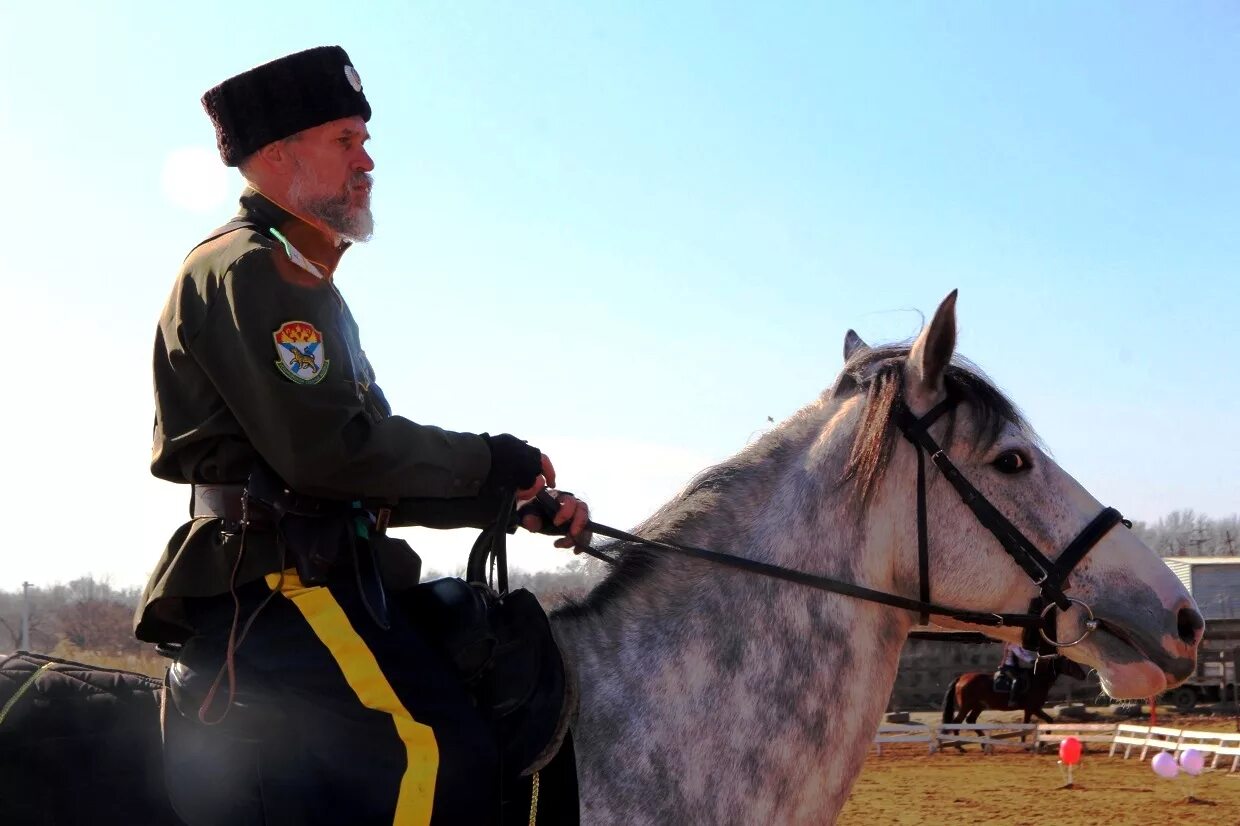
[485,588,570,775]
[488,589,560,718]
[403,577,497,681]
[402,581,571,776]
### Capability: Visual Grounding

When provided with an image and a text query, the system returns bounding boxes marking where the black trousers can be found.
[164,570,500,826]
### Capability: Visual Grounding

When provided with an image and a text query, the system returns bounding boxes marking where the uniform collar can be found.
[237,187,350,280]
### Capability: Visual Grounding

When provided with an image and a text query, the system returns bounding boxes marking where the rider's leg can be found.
[166,571,500,826]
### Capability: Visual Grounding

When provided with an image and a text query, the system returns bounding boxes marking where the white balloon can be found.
[1179,748,1205,776]
[1151,751,1179,779]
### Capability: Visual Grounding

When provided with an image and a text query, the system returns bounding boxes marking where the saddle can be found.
[992,669,1027,702]
[402,577,575,778]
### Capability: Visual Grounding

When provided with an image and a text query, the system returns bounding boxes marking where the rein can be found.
[513,393,1129,649]
[576,516,1046,631]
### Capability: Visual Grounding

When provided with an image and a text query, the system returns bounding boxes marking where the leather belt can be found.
[191,483,362,529]
[190,484,275,529]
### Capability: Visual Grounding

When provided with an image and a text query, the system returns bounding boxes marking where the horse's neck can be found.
[553,429,913,824]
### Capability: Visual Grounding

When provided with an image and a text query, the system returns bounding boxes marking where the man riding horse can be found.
[141,46,591,825]
[996,642,1038,706]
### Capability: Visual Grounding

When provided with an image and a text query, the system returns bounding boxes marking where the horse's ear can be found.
[906,290,958,402]
[843,329,869,362]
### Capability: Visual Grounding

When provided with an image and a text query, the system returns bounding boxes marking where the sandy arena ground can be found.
[838,713,1240,825]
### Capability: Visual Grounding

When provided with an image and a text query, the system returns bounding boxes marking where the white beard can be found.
[288,164,375,243]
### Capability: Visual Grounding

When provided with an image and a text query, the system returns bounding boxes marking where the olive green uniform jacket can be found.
[138,189,502,643]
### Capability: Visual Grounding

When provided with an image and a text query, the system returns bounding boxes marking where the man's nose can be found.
[354,147,375,173]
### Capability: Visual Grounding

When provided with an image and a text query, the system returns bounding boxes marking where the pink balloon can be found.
[1058,736,1082,765]
[1179,748,1205,776]
[1151,751,1179,779]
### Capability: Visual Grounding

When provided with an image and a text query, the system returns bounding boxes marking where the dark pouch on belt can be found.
[279,513,351,586]
[369,532,422,592]
[244,462,352,586]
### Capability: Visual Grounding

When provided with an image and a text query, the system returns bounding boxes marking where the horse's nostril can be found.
[1176,606,1204,645]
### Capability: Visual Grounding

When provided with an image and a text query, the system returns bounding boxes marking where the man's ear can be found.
[252,139,295,175]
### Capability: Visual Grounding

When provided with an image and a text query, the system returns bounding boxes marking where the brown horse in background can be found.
[941,655,1090,734]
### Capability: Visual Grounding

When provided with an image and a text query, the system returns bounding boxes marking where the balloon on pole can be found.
[1179,748,1204,776]
[1151,751,1179,779]
[1058,736,1082,766]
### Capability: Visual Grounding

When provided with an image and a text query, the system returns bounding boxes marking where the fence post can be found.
[20,581,32,651]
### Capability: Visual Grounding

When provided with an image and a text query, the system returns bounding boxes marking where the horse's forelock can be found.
[838,345,1033,506]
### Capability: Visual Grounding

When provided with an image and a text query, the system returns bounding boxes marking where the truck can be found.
[1161,653,1236,712]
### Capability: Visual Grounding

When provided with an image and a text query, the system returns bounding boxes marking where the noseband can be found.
[499,393,1126,649]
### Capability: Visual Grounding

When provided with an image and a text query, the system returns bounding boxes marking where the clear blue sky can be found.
[1,2,1236,590]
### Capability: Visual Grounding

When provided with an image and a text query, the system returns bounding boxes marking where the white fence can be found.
[1108,723,1240,772]
[875,721,1240,772]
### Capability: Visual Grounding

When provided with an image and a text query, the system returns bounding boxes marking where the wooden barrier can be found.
[870,721,1240,772]
[1108,724,1151,759]
[1033,723,1117,752]
[1207,731,1240,773]
[873,723,934,755]
[1138,725,1185,760]
[934,722,1036,754]
[1103,724,1240,773]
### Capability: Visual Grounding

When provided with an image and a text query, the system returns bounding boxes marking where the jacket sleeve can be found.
[185,247,492,501]
[385,490,508,530]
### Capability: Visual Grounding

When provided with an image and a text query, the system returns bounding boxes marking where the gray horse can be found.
[0,291,1200,826]
[549,291,1201,824]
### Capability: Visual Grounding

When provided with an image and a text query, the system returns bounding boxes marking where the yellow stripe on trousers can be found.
[266,571,438,825]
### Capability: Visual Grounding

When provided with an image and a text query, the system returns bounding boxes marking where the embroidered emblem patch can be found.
[273,321,330,384]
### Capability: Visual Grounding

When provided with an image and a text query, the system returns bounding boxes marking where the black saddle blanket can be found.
[0,651,179,825]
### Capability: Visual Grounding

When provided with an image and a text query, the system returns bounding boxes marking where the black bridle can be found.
[477,394,1127,650]
[892,393,1127,649]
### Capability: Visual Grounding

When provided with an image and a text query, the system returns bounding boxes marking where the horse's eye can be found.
[993,450,1030,475]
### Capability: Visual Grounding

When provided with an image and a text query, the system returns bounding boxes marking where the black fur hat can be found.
[202,46,371,167]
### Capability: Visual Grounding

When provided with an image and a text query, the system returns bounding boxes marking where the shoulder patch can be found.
[273,321,330,384]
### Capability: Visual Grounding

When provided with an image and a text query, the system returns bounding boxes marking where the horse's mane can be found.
[554,344,1034,621]
[552,420,812,620]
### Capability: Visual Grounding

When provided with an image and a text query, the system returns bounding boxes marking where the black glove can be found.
[516,489,572,536]
[481,433,543,491]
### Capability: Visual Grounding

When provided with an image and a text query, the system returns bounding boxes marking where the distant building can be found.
[1163,556,1240,622]
[1162,556,1240,686]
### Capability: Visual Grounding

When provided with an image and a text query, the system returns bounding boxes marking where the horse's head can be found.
[841,290,1202,699]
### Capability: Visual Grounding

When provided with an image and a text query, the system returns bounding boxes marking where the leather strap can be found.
[1053,507,1124,581]
[905,396,953,625]
[190,484,276,529]
[581,517,1046,628]
[190,484,248,523]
